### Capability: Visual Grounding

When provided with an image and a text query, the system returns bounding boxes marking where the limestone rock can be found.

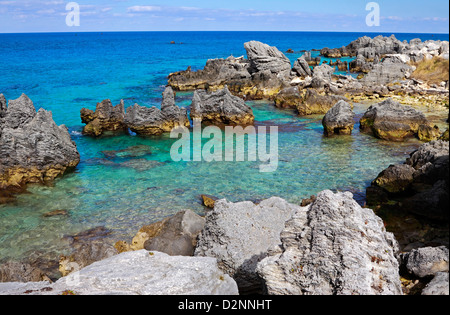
[291,56,312,78]
[401,246,449,278]
[257,190,403,295]
[0,250,239,295]
[274,86,302,109]
[194,197,299,294]
[190,86,254,126]
[297,89,348,116]
[80,99,126,136]
[322,100,355,136]
[359,98,434,141]
[244,41,291,75]
[422,272,449,295]
[125,87,190,135]
[0,94,80,191]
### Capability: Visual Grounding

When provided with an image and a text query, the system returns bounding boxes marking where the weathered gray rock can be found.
[244,41,291,75]
[401,246,449,278]
[0,250,239,295]
[194,197,299,294]
[257,190,403,295]
[0,94,80,191]
[291,56,312,78]
[360,98,436,141]
[0,94,6,118]
[190,86,254,126]
[422,272,449,295]
[311,64,334,89]
[360,61,413,86]
[125,87,190,135]
[322,100,355,136]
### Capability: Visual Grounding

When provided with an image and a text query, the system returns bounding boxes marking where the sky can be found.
[0,0,449,33]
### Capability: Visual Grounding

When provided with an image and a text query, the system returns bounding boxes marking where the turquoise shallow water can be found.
[0,31,448,262]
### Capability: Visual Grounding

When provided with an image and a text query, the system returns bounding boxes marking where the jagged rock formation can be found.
[367,140,449,221]
[169,41,292,99]
[190,86,254,126]
[359,98,440,142]
[124,86,190,136]
[322,100,355,136]
[0,94,80,192]
[257,190,403,295]
[80,99,127,137]
[297,89,348,116]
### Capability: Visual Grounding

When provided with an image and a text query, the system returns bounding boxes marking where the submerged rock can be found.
[80,99,127,137]
[0,250,239,295]
[194,197,300,294]
[257,190,403,295]
[0,94,80,192]
[125,87,190,135]
[322,100,355,136]
[360,98,438,141]
[190,86,254,126]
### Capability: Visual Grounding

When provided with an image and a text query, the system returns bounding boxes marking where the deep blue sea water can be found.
[0,31,449,262]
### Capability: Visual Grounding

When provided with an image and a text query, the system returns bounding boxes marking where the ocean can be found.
[0,31,449,263]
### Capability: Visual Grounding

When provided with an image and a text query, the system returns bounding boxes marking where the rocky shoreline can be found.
[0,35,449,295]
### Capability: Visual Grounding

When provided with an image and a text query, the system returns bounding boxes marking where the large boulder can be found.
[0,94,80,191]
[244,41,291,75]
[190,86,254,126]
[367,140,449,221]
[322,100,355,136]
[274,86,302,109]
[80,99,126,137]
[125,87,190,135]
[359,98,438,142]
[297,89,348,116]
[194,197,299,294]
[0,250,239,295]
[257,190,403,295]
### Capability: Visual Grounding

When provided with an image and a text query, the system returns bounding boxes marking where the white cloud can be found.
[127,6,162,13]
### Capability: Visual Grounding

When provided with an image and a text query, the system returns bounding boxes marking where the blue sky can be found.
[0,0,449,33]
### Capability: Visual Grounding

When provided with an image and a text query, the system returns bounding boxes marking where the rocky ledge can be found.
[0,94,80,193]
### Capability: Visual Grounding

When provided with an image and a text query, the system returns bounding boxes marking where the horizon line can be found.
[1,30,449,35]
